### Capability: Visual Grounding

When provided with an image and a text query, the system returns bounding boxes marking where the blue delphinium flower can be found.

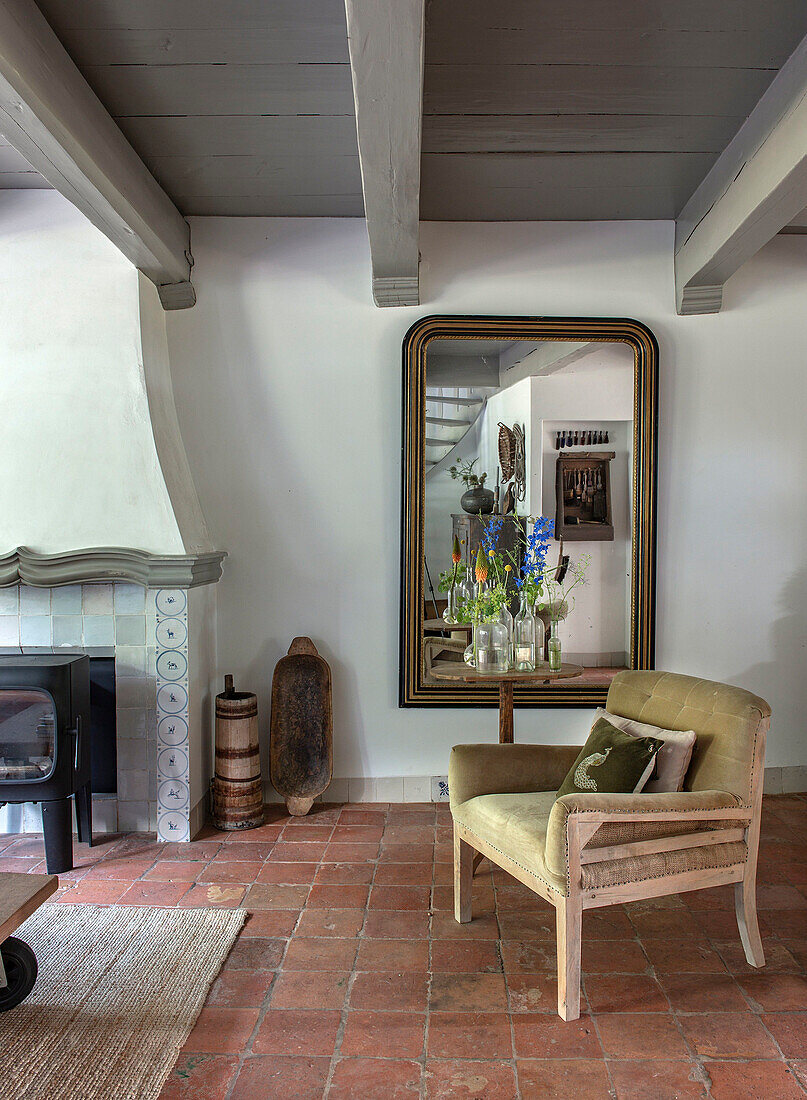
[481,515,504,554]
[521,515,554,582]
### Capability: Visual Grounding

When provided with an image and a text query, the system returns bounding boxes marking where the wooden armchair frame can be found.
[454,718,767,1021]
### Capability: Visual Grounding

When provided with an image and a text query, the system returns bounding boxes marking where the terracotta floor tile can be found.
[692,909,770,940]
[269,969,350,1010]
[178,884,246,908]
[431,939,502,973]
[338,809,387,825]
[255,861,318,884]
[629,909,704,938]
[427,1011,512,1059]
[158,1053,239,1100]
[268,841,329,862]
[0,856,45,873]
[607,1060,708,1099]
[143,859,205,882]
[208,968,274,1007]
[386,810,435,825]
[706,1060,806,1100]
[430,973,508,1013]
[160,841,223,861]
[355,938,429,972]
[680,1012,780,1059]
[240,910,298,937]
[506,973,560,1013]
[118,881,191,906]
[223,823,283,843]
[341,1010,426,1058]
[374,862,433,885]
[382,825,434,845]
[682,885,736,911]
[323,842,381,862]
[183,1006,257,1053]
[329,1057,421,1099]
[54,879,130,904]
[659,972,750,1013]
[433,884,496,912]
[761,909,807,938]
[252,1008,341,1056]
[282,936,358,971]
[512,1014,601,1059]
[431,911,500,940]
[224,937,285,970]
[497,910,555,941]
[582,938,648,974]
[763,1012,807,1057]
[84,857,156,880]
[583,909,636,939]
[425,1060,518,1099]
[229,1055,330,1100]
[364,910,430,939]
[350,971,428,1012]
[640,937,727,973]
[500,940,556,973]
[306,884,370,908]
[295,908,365,937]
[380,843,434,863]
[596,1013,689,1060]
[790,1059,807,1091]
[241,883,309,910]
[279,824,333,842]
[756,883,807,909]
[197,860,263,884]
[331,824,384,842]
[313,861,375,885]
[737,972,807,1011]
[516,1059,611,1099]
[585,974,669,1013]
[369,885,431,910]
[713,939,801,973]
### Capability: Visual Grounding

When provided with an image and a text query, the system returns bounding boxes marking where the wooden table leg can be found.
[498,681,514,744]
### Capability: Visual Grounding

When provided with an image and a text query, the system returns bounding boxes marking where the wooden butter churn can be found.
[212,675,264,830]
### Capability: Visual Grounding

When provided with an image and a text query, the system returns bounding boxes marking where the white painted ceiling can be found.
[3,0,807,221]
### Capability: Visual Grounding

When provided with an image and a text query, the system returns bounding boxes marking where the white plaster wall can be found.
[0,191,184,554]
[164,218,807,772]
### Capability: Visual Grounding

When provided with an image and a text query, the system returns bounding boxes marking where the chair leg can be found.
[75,782,93,847]
[735,877,765,968]
[454,825,473,923]
[556,895,582,1021]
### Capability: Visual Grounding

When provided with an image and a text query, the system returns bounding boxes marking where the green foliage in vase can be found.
[448,458,487,489]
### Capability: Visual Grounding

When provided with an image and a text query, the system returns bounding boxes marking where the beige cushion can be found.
[595,707,696,794]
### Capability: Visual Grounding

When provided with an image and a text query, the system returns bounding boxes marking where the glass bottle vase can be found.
[473,620,510,675]
[513,593,536,672]
[548,620,562,672]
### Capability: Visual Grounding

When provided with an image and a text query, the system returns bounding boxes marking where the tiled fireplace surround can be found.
[0,581,208,842]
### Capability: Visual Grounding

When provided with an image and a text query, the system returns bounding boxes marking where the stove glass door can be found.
[0,688,57,781]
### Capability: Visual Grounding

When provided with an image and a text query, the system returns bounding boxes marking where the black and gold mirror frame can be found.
[399,316,658,708]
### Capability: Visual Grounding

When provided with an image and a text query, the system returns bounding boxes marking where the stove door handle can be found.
[73,716,81,771]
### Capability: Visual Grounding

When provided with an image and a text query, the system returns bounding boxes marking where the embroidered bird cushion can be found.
[556,716,664,799]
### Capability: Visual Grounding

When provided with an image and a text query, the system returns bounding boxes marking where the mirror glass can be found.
[422,335,635,691]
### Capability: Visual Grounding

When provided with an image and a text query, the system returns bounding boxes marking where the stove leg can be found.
[41,798,73,874]
[75,783,93,847]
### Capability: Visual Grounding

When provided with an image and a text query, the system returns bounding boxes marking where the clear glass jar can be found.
[513,593,536,671]
[446,574,471,623]
[473,620,510,675]
[548,620,562,672]
[498,602,514,665]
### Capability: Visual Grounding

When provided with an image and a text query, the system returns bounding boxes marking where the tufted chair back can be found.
[606,671,771,805]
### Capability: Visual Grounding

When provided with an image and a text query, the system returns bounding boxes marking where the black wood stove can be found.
[0,655,93,873]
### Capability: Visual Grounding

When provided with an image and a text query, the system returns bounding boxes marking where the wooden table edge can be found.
[0,872,59,943]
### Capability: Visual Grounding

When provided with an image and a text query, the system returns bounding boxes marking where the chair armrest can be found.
[545,789,747,878]
[448,743,582,810]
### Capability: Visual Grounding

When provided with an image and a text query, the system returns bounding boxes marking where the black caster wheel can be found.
[0,936,38,1011]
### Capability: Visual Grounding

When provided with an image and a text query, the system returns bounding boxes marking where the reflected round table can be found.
[430,661,583,744]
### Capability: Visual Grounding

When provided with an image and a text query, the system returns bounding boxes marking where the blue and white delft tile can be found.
[154,589,191,842]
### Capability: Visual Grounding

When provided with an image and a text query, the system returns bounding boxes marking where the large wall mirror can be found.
[400,317,658,710]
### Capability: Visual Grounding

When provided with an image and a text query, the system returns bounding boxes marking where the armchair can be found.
[449,670,770,1020]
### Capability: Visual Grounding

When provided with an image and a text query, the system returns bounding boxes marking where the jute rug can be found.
[0,903,245,1100]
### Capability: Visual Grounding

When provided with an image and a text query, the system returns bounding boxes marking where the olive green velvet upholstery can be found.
[449,671,770,896]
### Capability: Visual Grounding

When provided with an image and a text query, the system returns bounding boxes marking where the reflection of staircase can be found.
[425,386,496,477]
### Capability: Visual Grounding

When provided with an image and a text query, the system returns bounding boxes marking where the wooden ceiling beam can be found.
[0,0,195,309]
[344,0,425,307]
[675,34,807,315]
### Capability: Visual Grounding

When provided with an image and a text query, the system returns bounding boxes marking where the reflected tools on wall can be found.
[556,428,608,449]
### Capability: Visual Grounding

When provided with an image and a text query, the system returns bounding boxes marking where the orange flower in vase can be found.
[475,545,488,585]
[452,536,461,565]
